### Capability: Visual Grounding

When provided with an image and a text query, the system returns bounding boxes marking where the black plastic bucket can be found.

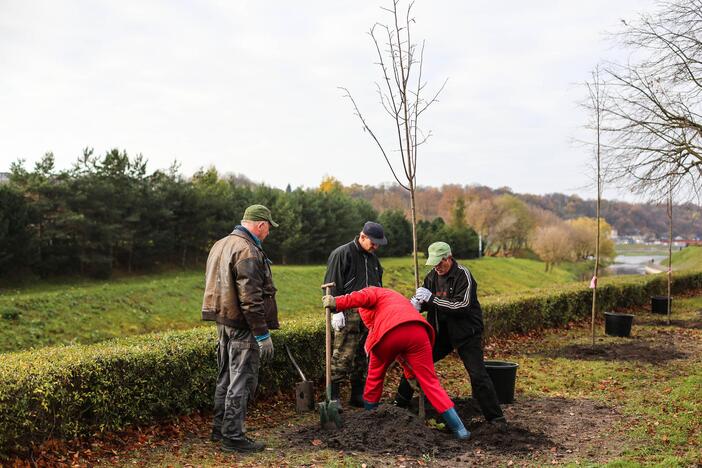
[484,360,518,404]
[604,312,634,337]
[651,296,672,315]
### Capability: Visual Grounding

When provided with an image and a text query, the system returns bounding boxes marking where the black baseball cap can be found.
[362,221,387,246]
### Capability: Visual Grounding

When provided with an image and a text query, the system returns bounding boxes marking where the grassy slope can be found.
[0,256,575,353]
[671,245,702,270]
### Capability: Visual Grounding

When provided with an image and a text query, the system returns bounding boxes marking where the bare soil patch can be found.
[547,338,688,364]
[283,396,622,465]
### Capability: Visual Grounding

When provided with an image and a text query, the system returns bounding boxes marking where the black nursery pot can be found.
[604,312,634,337]
[484,360,519,404]
[651,295,672,315]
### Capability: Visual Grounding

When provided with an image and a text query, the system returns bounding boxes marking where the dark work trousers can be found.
[212,325,261,441]
[331,308,369,383]
[397,331,503,421]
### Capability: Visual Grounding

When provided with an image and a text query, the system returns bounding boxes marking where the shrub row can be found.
[1,271,701,457]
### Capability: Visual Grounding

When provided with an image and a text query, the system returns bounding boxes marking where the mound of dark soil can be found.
[283,396,617,461]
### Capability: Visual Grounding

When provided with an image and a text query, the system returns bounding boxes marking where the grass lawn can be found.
[670,245,702,270]
[0,256,578,353]
[17,292,702,466]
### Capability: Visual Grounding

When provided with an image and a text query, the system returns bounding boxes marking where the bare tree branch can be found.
[339,0,447,292]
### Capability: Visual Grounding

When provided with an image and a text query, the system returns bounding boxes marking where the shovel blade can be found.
[318,400,342,429]
[295,381,315,412]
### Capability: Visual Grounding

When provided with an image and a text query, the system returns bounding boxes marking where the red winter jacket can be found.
[334,287,435,355]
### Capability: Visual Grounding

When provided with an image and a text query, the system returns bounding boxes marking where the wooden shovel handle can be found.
[321,283,335,392]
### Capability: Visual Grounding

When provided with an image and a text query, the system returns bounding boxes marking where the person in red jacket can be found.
[322,286,470,439]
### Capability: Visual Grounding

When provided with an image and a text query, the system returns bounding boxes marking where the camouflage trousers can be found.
[331,308,369,383]
[212,325,260,441]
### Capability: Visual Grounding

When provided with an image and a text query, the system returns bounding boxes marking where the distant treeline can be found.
[342,182,702,239]
[0,150,479,279]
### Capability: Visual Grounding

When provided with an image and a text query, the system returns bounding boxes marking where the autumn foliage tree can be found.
[530,224,576,271]
[566,217,615,261]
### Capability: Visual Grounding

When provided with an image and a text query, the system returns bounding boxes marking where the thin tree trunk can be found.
[591,104,601,349]
[588,67,603,349]
[667,183,673,325]
[409,184,419,289]
[591,195,600,348]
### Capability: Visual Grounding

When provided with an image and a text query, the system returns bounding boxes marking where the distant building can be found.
[0,172,9,184]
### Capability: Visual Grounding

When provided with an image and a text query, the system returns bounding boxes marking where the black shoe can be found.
[210,428,223,442]
[488,416,508,430]
[330,381,341,400]
[330,381,344,413]
[392,393,411,409]
[221,436,265,453]
[349,378,365,408]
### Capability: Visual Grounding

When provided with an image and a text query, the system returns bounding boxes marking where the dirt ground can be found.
[542,317,701,365]
[284,396,622,466]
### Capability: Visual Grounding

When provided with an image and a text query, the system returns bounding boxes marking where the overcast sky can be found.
[0,1,659,200]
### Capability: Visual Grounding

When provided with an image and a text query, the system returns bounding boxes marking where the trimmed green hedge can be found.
[1,271,700,457]
[481,269,702,336]
[0,321,325,457]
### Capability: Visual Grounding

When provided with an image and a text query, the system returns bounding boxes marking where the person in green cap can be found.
[201,204,280,453]
[393,241,506,426]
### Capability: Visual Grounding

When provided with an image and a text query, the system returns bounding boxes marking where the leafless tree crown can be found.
[603,0,702,201]
[340,0,447,191]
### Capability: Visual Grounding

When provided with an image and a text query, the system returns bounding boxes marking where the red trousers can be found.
[364,322,454,414]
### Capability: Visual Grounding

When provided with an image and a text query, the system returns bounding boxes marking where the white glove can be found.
[331,312,346,332]
[410,296,422,311]
[415,287,433,303]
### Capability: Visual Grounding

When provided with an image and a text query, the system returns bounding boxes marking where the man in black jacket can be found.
[323,221,385,408]
[395,241,505,424]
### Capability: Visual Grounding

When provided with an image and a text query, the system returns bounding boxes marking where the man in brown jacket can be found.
[202,204,280,453]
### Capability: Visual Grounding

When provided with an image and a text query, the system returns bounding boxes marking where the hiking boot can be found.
[221,436,265,453]
[210,428,223,442]
[349,378,365,408]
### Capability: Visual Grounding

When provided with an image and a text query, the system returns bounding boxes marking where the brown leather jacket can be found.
[201,227,279,336]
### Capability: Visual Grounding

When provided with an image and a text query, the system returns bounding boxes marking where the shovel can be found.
[284,344,315,412]
[319,282,342,429]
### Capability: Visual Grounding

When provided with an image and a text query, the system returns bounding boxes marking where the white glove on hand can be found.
[331,312,346,332]
[255,334,274,361]
[415,287,433,303]
[410,296,422,311]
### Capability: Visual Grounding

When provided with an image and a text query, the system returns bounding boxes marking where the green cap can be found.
[242,204,279,227]
[425,241,452,266]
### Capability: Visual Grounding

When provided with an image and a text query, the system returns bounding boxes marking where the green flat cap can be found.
[243,204,279,227]
[426,241,451,266]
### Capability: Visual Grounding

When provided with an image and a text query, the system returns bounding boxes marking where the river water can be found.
[607,255,667,275]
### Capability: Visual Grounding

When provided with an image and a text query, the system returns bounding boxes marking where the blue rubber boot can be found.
[363,400,379,410]
[441,407,470,439]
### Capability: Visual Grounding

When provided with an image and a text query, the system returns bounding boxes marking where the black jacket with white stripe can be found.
[421,258,483,346]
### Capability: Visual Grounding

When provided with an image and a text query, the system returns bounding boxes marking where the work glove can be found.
[331,312,346,332]
[410,296,422,311]
[322,295,336,310]
[255,333,274,361]
[415,287,433,303]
